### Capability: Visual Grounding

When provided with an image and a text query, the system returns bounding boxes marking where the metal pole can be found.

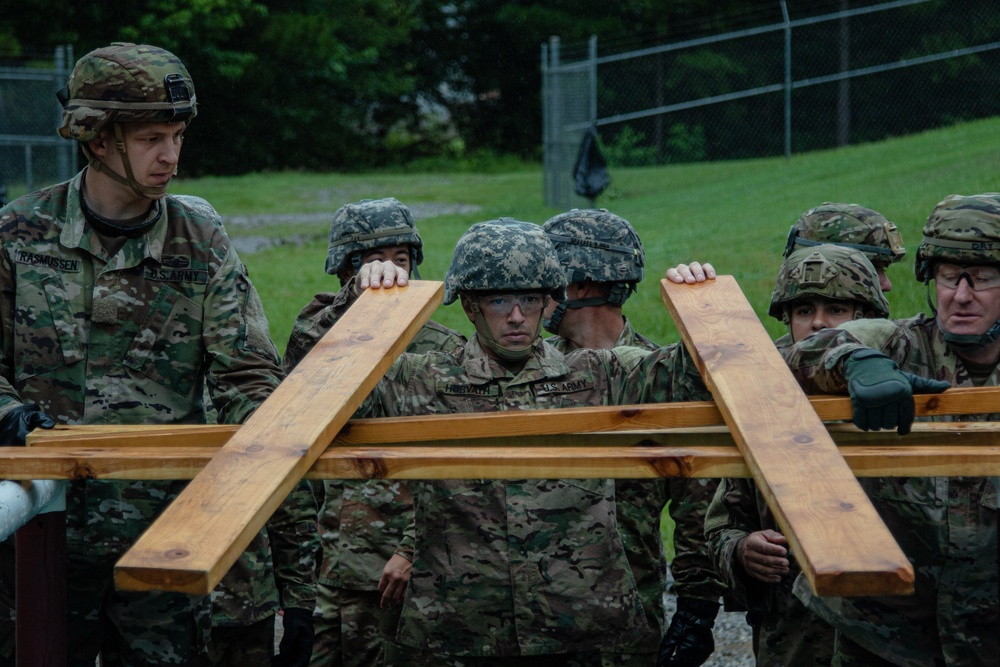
[24,145,32,193]
[781,0,792,159]
[549,36,564,209]
[54,46,69,183]
[837,0,851,146]
[589,35,598,124]
[542,42,551,207]
[588,35,598,207]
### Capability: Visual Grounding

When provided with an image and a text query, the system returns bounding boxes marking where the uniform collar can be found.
[59,169,169,268]
[464,335,572,383]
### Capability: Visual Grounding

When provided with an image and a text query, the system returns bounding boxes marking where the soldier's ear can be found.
[87,129,117,161]
[460,294,476,323]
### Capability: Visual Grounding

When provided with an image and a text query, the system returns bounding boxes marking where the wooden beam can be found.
[113,282,443,595]
[13,423,1000,479]
[661,276,914,597]
[26,385,1000,450]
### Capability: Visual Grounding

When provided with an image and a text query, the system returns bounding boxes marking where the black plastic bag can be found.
[573,126,610,200]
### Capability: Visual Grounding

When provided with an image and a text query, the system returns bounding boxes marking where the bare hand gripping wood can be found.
[113,281,443,594]
[661,276,914,597]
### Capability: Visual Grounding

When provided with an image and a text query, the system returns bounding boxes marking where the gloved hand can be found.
[0,405,55,446]
[272,607,314,667]
[656,597,720,667]
[843,349,950,435]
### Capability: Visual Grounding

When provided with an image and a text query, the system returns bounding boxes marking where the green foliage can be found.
[171,116,1000,355]
[603,127,657,167]
[3,0,1000,172]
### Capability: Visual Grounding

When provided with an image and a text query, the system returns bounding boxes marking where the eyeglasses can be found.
[935,263,1000,292]
[476,293,547,316]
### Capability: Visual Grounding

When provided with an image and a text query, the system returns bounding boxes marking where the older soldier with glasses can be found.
[782,194,1000,666]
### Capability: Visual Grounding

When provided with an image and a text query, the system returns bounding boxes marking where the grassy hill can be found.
[173,116,1000,353]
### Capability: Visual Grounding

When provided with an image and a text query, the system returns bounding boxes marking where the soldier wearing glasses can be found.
[782,194,1000,666]
[323,218,713,666]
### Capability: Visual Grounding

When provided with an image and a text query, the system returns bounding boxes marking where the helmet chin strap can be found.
[84,123,170,199]
[471,303,536,362]
[543,297,604,335]
[543,282,633,335]
[923,279,1000,349]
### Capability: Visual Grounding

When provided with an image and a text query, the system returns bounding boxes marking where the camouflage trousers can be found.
[310,583,402,667]
[832,633,915,667]
[600,653,657,666]
[383,649,612,667]
[67,552,211,666]
[209,616,275,666]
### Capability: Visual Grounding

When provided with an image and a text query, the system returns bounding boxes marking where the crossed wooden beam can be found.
[14,277,1000,604]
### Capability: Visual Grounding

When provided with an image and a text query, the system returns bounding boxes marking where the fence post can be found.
[588,35,598,125]
[781,0,792,159]
[542,42,551,207]
[838,0,852,146]
[549,36,563,209]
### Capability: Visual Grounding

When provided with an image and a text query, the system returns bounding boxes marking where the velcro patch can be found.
[14,250,81,272]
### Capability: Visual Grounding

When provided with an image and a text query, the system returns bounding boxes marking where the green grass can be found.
[171,116,1000,353]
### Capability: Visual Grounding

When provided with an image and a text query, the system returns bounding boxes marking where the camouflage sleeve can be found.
[616,342,711,404]
[783,319,908,394]
[0,234,21,418]
[267,480,320,610]
[203,246,283,425]
[704,478,766,609]
[668,477,726,601]
[282,291,348,374]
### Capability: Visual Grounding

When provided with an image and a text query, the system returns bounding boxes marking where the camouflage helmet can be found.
[443,218,567,305]
[769,244,889,320]
[542,209,644,286]
[325,198,423,276]
[784,203,905,268]
[915,193,1000,282]
[57,42,197,142]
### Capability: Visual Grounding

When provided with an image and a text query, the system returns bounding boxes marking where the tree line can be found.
[1,0,996,176]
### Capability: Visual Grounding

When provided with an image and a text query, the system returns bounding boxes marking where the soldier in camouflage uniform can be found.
[705,244,889,666]
[784,202,906,292]
[0,43,315,666]
[321,218,713,665]
[541,209,725,667]
[282,197,464,667]
[781,194,1000,666]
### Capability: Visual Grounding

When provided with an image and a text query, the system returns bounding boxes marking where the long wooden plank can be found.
[26,385,1000,450]
[662,276,913,597]
[114,281,443,594]
[14,423,1000,479]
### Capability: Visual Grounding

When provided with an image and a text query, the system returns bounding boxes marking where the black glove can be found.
[0,404,55,446]
[843,349,950,435]
[656,597,720,667]
[272,607,314,667]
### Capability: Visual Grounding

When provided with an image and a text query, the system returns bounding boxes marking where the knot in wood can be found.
[355,458,387,479]
[70,463,96,480]
[650,455,689,478]
[351,333,374,343]
[793,434,814,445]
[165,549,189,560]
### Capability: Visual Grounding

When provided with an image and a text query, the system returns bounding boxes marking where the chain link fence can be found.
[0,46,76,204]
[543,0,1000,209]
